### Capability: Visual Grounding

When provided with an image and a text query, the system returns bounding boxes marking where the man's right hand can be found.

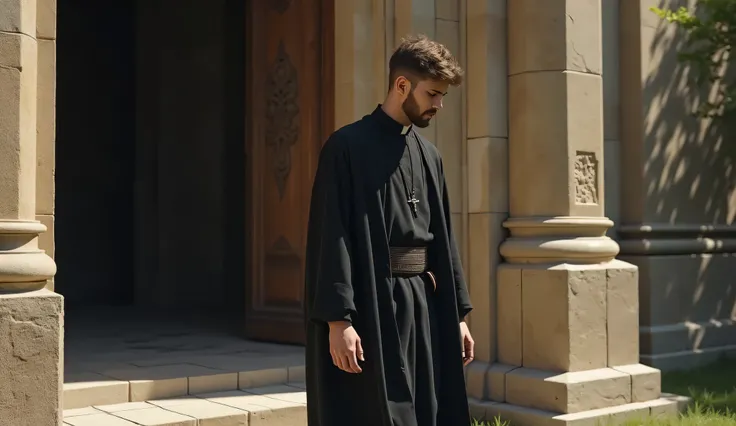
[328,321,364,373]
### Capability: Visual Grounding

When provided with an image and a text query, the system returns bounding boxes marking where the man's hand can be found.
[328,321,364,373]
[459,321,474,366]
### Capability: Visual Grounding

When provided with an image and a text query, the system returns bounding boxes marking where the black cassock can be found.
[304,106,473,426]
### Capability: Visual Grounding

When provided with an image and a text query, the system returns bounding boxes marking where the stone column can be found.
[469,1,679,424]
[36,0,56,290]
[0,0,63,425]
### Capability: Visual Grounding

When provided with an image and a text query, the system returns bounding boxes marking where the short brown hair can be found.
[388,34,464,88]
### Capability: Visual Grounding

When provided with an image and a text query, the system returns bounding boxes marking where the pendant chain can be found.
[405,135,419,217]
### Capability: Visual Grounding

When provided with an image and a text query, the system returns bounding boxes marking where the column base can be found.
[470,395,690,426]
[0,220,57,292]
[504,364,660,414]
[0,289,64,426]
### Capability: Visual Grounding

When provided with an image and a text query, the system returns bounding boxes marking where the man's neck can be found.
[380,102,411,127]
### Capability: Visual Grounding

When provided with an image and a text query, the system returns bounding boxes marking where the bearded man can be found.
[304,35,475,426]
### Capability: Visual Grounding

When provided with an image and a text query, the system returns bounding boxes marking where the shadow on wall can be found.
[636,0,736,328]
[646,0,736,225]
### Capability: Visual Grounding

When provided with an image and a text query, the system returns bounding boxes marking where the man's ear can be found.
[394,75,412,97]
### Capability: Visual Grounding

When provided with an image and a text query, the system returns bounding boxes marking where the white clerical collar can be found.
[401,125,411,135]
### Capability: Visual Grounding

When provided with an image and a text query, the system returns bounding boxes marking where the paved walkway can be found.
[63,306,306,423]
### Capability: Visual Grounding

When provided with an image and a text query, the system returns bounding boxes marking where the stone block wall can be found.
[616,0,736,370]
[464,0,508,365]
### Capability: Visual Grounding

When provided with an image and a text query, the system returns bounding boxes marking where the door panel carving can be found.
[245,0,334,344]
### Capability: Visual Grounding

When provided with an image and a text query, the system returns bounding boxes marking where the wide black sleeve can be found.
[439,159,473,320]
[304,134,356,324]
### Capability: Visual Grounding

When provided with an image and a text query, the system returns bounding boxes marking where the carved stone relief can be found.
[265,40,299,199]
[574,152,599,204]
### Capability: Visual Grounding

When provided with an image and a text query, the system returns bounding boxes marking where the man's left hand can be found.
[459,321,474,366]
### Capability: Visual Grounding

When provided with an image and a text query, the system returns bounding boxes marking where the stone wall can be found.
[464,0,508,367]
[616,0,736,370]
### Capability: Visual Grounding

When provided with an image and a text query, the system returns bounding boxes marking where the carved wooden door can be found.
[245,0,333,344]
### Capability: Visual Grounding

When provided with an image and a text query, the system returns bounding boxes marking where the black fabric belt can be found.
[389,246,428,275]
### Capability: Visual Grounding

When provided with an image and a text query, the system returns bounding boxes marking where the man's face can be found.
[401,79,449,128]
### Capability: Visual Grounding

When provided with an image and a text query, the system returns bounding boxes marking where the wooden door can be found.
[245,0,334,344]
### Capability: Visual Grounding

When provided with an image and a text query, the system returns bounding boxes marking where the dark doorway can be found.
[55,2,136,307]
[55,0,246,320]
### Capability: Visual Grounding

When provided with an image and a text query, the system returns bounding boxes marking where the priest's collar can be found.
[371,105,412,135]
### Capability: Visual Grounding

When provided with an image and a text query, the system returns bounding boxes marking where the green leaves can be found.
[651,1,736,119]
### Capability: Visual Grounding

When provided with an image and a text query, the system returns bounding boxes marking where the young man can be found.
[304,35,474,426]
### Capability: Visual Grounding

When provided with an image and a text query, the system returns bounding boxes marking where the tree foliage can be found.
[651,0,736,118]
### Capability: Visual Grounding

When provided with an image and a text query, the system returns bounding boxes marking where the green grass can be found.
[474,357,736,426]
[473,418,507,426]
[661,358,736,416]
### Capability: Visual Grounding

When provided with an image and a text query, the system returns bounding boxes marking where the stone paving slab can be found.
[63,384,307,426]
[64,372,131,410]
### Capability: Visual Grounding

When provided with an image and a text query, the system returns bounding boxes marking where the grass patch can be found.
[662,358,736,415]
[473,358,736,425]
[473,419,508,426]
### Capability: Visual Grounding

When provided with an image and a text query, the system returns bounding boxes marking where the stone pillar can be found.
[0,0,63,425]
[469,1,679,424]
[36,0,56,291]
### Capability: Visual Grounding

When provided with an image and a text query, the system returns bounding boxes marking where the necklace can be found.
[400,135,420,218]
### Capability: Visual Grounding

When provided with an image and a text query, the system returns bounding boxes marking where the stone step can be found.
[64,360,305,410]
[469,393,690,426]
[64,383,307,426]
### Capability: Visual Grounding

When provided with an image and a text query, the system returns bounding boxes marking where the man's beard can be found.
[402,91,437,128]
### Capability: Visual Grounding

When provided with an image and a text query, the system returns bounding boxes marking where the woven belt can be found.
[389,247,428,275]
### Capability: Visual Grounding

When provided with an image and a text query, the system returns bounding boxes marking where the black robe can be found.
[304,106,473,426]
